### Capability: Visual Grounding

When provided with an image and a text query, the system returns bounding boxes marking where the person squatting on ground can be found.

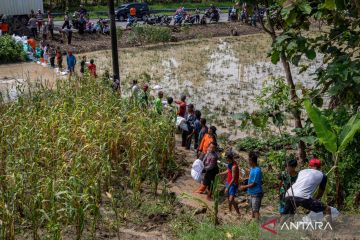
[186,110,202,150]
[195,142,219,200]
[220,150,241,215]
[278,157,298,214]
[240,151,263,220]
[283,158,332,220]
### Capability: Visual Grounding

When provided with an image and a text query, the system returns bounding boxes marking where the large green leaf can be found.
[324,0,336,10]
[304,99,337,153]
[298,2,312,14]
[338,113,360,152]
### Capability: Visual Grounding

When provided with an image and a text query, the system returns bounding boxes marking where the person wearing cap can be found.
[283,158,331,218]
[197,125,217,157]
[220,150,241,215]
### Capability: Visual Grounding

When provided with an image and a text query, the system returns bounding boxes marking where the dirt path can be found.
[170,133,278,224]
[170,135,257,224]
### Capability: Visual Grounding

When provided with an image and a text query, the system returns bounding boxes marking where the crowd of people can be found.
[20,35,97,77]
[128,82,333,221]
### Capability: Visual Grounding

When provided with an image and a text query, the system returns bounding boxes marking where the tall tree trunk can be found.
[334,154,344,208]
[256,0,307,164]
[280,53,307,164]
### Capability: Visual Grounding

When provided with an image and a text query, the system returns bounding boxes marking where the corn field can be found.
[0,76,176,239]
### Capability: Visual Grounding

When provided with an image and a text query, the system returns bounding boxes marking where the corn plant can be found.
[0,74,176,238]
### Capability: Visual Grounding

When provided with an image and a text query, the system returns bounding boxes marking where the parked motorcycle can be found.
[173,14,184,25]
[184,14,199,24]
[204,8,220,23]
[126,16,137,28]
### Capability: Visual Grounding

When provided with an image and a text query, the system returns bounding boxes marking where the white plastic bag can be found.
[191,159,204,182]
[176,116,188,131]
[302,207,339,223]
[153,85,162,90]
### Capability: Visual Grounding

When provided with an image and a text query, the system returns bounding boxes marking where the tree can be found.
[304,99,360,207]
[237,0,309,163]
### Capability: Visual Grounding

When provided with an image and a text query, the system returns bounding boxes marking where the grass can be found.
[172,219,260,240]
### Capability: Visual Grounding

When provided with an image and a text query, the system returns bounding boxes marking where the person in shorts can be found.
[283,159,331,218]
[220,150,240,215]
[240,151,263,220]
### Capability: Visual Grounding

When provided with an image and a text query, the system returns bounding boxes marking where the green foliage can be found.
[0,76,176,239]
[0,35,26,64]
[304,99,337,153]
[304,99,360,155]
[235,77,293,131]
[128,25,172,45]
[338,113,360,152]
[236,134,297,152]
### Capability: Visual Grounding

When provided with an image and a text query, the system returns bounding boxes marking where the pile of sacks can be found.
[11,34,68,76]
[11,34,36,61]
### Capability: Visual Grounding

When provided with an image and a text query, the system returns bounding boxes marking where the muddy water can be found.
[0,62,60,102]
[0,35,323,139]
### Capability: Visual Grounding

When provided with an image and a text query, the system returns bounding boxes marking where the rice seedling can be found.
[0,75,176,238]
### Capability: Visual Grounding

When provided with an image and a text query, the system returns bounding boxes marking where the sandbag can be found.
[302,207,339,223]
[176,116,188,131]
[191,159,204,182]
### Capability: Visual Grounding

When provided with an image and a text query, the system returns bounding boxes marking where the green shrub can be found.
[0,35,26,64]
[129,25,172,44]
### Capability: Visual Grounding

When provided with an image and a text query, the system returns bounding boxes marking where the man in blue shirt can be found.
[240,151,263,220]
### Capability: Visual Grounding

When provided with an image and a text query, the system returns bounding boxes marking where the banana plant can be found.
[304,99,360,207]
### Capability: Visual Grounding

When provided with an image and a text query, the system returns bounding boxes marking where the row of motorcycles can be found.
[126,7,221,28]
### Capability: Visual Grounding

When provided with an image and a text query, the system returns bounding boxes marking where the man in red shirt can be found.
[220,150,240,215]
[175,95,186,117]
[87,59,97,77]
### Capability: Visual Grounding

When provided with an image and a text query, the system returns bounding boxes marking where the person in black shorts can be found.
[283,159,331,219]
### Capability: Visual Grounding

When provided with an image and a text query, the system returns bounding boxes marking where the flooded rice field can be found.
[0,34,323,139]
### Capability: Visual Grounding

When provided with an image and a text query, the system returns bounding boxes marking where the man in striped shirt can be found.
[36,9,44,33]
